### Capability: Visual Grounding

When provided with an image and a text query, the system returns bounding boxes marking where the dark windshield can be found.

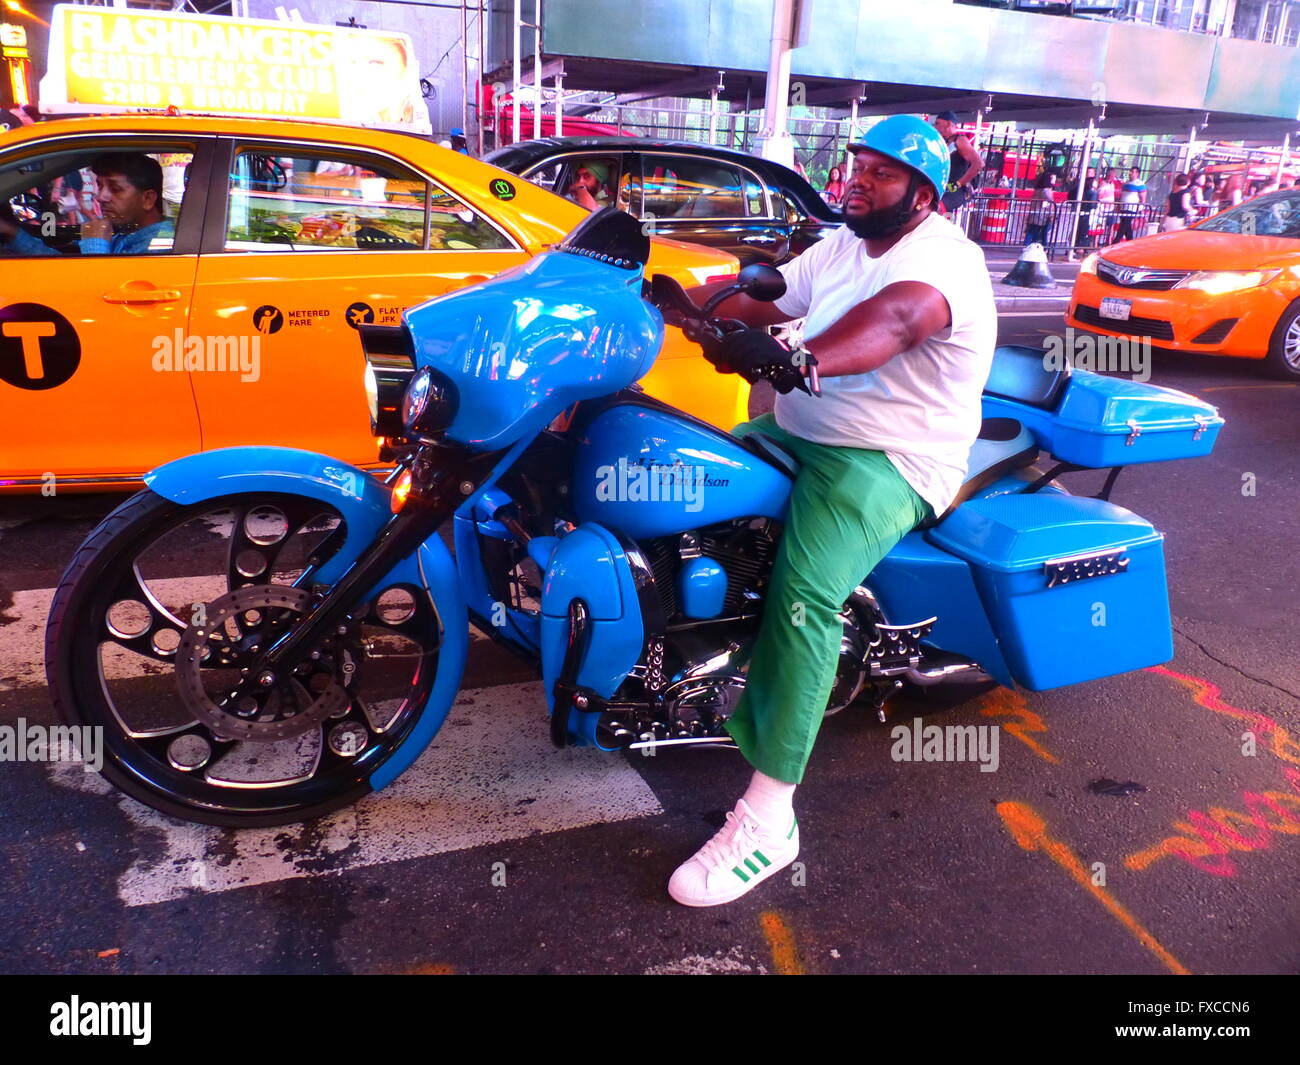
[559,205,650,266]
[1196,191,1300,239]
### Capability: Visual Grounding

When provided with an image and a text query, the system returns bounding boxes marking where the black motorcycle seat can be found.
[916,418,1039,530]
[984,344,1071,410]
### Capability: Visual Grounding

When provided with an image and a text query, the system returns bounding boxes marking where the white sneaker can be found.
[668,799,799,907]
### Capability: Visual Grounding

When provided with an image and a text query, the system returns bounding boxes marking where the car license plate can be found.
[1099,297,1132,321]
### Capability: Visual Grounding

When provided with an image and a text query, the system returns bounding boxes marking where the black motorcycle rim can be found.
[63,492,442,819]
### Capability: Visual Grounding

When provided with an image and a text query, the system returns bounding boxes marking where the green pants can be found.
[725,413,931,784]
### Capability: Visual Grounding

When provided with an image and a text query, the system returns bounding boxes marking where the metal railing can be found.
[954,192,1168,255]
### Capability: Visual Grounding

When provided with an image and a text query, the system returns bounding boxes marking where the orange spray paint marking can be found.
[1146,666,1300,767]
[978,689,1058,764]
[759,911,805,975]
[401,962,456,975]
[1125,769,1300,877]
[1122,669,1300,877]
[997,801,1191,975]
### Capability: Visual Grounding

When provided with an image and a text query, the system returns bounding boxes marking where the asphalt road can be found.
[1,311,1297,975]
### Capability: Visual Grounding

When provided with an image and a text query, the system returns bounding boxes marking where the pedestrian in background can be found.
[1188,172,1211,222]
[1071,166,1097,259]
[1220,172,1244,209]
[1025,170,1057,248]
[1116,166,1147,241]
[823,165,845,205]
[1096,169,1117,242]
[1161,174,1192,232]
[933,110,983,212]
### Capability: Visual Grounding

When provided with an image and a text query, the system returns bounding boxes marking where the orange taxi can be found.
[0,115,744,492]
[1067,190,1300,379]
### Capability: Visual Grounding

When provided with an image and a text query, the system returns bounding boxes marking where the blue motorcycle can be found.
[45,209,1223,827]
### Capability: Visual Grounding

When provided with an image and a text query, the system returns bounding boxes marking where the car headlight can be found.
[1079,253,1099,276]
[1176,269,1281,295]
[400,366,458,438]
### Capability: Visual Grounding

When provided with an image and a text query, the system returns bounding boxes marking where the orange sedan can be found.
[1067,190,1300,379]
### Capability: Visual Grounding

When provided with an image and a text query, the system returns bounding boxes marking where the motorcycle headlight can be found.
[358,324,415,437]
[401,366,458,438]
[1176,269,1281,295]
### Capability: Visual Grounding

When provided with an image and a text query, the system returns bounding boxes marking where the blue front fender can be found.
[145,446,468,791]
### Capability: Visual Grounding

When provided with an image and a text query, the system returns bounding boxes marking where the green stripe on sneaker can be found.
[744,858,760,874]
[787,816,797,840]
[732,866,750,883]
[754,850,771,867]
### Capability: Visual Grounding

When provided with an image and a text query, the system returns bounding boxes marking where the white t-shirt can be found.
[772,213,997,515]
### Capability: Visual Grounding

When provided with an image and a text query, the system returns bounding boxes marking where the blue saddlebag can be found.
[927,493,1171,690]
[983,370,1222,468]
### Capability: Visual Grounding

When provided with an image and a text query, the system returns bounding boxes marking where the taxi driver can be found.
[0,153,176,256]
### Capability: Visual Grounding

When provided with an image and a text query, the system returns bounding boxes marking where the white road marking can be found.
[47,680,662,907]
[643,948,767,975]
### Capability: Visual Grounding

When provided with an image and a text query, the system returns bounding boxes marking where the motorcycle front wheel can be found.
[45,489,445,827]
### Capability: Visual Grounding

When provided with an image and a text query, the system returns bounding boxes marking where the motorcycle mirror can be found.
[738,263,787,303]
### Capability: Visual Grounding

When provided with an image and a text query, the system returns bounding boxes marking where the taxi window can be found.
[558,156,622,211]
[639,156,748,219]
[225,147,511,252]
[524,160,564,192]
[0,144,196,258]
[1196,192,1300,239]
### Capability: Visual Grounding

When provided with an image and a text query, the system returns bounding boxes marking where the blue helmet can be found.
[450,126,466,138]
[847,115,951,203]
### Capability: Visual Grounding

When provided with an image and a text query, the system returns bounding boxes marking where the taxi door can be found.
[0,136,213,487]
[187,139,530,466]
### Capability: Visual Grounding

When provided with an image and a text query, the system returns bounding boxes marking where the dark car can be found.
[485,136,841,265]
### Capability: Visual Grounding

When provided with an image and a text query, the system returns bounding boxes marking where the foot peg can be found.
[866,617,936,679]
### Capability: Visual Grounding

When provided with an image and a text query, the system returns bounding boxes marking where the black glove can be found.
[705,328,808,395]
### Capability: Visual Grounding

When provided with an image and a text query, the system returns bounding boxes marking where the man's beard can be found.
[842,175,922,239]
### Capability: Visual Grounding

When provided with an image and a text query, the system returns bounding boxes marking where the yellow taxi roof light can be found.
[38,4,431,135]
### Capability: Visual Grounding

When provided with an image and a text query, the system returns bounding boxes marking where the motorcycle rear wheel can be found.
[45,489,445,827]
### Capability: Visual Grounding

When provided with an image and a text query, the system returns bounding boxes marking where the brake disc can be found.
[175,584,351,742]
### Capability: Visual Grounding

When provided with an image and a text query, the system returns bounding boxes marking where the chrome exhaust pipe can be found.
[902,660,991,687]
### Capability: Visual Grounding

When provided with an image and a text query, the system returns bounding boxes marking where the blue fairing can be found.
[540,523,645,748]
[453,435,544,652]
[402,251,663,451]
[144,446,469,791]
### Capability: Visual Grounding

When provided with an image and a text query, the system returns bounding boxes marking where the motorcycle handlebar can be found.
[647,272,820,398]
[647,273,742,351]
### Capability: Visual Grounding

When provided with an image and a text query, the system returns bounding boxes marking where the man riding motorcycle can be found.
[665,115,997,906]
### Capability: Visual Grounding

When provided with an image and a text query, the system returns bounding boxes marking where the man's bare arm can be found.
[954,135,983,188]
[804,281,952,377]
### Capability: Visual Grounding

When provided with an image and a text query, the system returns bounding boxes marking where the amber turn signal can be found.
[390,468,413,513]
